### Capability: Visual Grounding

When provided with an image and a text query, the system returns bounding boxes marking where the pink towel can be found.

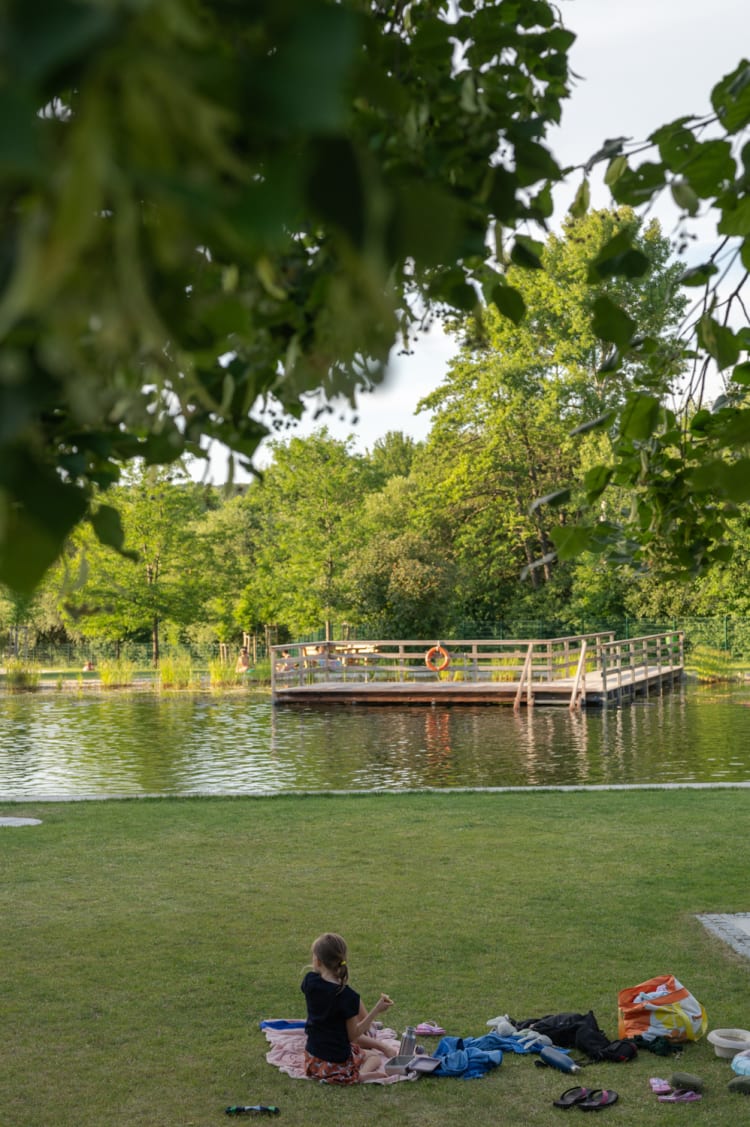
[262,1023,412,1084]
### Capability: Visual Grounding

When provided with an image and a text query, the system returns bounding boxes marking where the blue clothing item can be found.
[433,1035,504,1079]
[259,1019,307,1031]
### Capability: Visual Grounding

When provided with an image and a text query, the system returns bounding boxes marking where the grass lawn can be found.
[2,789,750,1126]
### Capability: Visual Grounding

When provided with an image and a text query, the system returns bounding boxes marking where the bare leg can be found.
[359,1048,389,1077]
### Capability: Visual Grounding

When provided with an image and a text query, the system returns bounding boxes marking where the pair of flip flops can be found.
[414,1021,446,1036]
[553,1087,618,1111]
[649,1075,703,1102]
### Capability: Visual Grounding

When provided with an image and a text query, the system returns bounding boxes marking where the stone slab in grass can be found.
[697,913,750,959]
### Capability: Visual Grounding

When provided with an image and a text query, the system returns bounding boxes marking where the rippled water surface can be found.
[1,684,750,796]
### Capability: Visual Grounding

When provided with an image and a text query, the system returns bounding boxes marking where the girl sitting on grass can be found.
[301,932,397,1083]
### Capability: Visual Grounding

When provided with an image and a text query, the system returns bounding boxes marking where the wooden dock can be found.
[271,632,685,710]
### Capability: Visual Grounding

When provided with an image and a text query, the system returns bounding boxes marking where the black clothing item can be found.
[301,971,360,1062]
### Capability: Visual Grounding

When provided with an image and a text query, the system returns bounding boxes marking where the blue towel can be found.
[433,1035,504,1079]
[259,1019,307,1030]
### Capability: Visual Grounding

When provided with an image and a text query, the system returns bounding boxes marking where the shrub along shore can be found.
[3,789,750,1126]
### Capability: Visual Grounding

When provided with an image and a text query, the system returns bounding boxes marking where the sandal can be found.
[649,1078,671,1094]
[553,1086,592,1108]
[658,1090,701,1103]
[414,1022,446,1036]
[578,1089,619,1111]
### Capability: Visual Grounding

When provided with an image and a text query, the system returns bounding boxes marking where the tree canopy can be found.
[0,0,572,592]
[0,1,748,595]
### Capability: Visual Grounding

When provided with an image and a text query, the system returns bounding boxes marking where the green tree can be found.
[191,490,259,647]
[236,432,367,638]
[343,476,455,636]
[415,211,686,620]
[557,60,750,575]
[0,0,573,592]
[61,464,213,662]
[366,431,420,489]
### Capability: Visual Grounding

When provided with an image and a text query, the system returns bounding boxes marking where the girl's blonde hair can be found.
[311,932,349,990]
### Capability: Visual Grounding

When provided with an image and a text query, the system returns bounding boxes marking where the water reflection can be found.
[1,684,749,797]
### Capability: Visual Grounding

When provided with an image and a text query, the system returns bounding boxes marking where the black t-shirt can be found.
[301,971,360,1062]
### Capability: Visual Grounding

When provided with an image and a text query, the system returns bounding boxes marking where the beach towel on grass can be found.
[260,1019,412,1084]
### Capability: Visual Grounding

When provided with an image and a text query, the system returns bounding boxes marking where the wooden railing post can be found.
[569,639,587,710]
[514,643,534,712]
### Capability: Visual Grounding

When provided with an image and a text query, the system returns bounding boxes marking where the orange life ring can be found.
[425,645,450,672]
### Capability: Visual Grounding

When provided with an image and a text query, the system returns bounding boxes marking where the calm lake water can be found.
[1,683,750,797]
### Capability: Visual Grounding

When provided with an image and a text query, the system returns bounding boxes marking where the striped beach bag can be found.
[617,974,707,1042]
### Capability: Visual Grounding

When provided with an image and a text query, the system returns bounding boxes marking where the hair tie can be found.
[340,960,346,967]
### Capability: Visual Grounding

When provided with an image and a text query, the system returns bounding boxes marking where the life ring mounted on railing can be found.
[425,643,450,672]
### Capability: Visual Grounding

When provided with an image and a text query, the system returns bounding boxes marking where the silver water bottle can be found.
[399,1026,417,1057]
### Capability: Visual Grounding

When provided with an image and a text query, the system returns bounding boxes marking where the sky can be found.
[204,0,748,480]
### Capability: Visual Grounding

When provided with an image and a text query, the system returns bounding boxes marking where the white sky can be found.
[204,0,748,480]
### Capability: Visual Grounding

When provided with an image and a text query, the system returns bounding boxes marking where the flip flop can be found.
[649,1078,672,1094]
[658,1090,701,1103]
[578,1089,619,1111]
[414,1022,446,1035]
[553,1086,592,1108]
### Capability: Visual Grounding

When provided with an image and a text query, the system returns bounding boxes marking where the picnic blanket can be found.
[260,1019,412,1084]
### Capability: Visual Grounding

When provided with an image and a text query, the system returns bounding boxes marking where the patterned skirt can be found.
[304,1043,364,1085]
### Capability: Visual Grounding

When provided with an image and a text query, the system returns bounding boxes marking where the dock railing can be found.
[271,634,617,696]
[598,631,684,703]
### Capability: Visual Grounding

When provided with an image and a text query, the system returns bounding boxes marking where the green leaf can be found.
[582,464,614,497]
[0,466,89,594]
[597,350,621,374]
[141,431,185,466]
[491,283,526,325]
[670,178,700,215]
[651,121,697,168]
[569,176,590,219]
[604,155,628,187]
[731,361,750,386]
[683,139,735,197]
[550,524,594,560]
[586,229,650,282]
[8,0,116,83]
[510,235,545,270]
[263,4,360,131]
[711,61,750,133]
[698,314,741,370]
[717,196,750,237]
[512,138,561,187]
[569,412,614,437]
[591,295,636,348]
[90,505,125,551]
[690,457,750,502]
[611,161,666,206]
[619,394,661,441]
[679,261,719,287]
[529,488,571,513]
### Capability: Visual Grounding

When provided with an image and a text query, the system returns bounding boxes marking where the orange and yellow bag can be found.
[617,974,707,1042]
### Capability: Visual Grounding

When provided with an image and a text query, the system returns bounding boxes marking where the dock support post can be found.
[569,640,587,710]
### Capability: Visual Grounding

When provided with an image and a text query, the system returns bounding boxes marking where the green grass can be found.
[1,658,41,690]
[2,790,750,1126]
[687,645,749,682]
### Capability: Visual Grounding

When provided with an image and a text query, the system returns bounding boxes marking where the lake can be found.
[1,682,750,798]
